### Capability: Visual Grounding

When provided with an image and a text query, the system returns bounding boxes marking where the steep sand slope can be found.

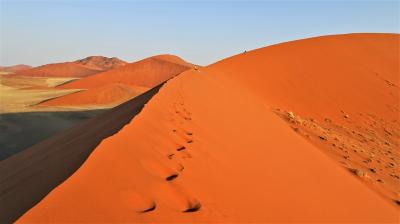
[16,62,102,78]
[40,55,193,107]
[205,33,400,203]
[18,34,398,222]
[0,84,165,223]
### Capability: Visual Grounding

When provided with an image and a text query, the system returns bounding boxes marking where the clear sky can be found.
[0,0,399,66]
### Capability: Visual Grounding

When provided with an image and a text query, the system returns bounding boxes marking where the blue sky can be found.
[0,0,399,66]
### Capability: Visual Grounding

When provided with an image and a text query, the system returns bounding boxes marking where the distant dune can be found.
[0,64,32,73]
[15,62,103,78]
[74,56,127,70]
[61,54,193,89]
[2,34,398,223]
[15,56,127,78]
[40,55,193,107]
[40,83,148,107]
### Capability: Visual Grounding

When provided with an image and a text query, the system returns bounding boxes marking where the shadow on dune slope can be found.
[0,82,166,223]
[0,110,106,160]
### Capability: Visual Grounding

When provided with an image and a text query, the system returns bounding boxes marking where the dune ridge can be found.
[0,83,166,223]
[15,33,399,223]
[60,54,193,89]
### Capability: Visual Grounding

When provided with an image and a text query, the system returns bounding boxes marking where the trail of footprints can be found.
[140,94,201,213]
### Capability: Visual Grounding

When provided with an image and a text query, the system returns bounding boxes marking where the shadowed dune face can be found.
[0,110,105,160]
[39,55,193,107]
[15,34,399,223]
[0,75,108,160]
[0,83,166,223]
[0,55,193,162]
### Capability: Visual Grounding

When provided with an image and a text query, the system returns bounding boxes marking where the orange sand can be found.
[16,62,102,78]
[18,34,399,223]
[41,55,193,107]
[0,64,32,72]
[74,56,127,70]
[41,84,148,107]
[15,56,126,78]
[61,54,193,89]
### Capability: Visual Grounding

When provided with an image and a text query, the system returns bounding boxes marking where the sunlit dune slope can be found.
[40,55,193,107]
[204,33,400,202]
[40,83,148,107]
[61,54,193,89]
[18,33,399,223]
[208,33,399,121]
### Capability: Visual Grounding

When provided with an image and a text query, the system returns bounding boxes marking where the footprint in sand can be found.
[119,190,156,213]
[177,146,186,151]
[140,159,180,181]
[184,199,202,212]
[166,173,179,181]
[139,203,156,213]
[160,184,201,213]
[174,145,192,159]
[177,163,184,171]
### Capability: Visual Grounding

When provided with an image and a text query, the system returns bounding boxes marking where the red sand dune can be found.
[0,84,165,223]
[15,56,127,78]
[41,83,148,107]
[14,34,400,222]
[0,64,32,72]
[15,62,102,78]
[74,56,127,70]
[40,55,193,107]
[61,54,193,89]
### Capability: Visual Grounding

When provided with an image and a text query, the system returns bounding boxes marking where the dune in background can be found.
[15,33,399,223]
[0,55,194,160]
[0,65,32,73]
[40,55,194,107]
[74,56,127,70]
[15,56,126,78]
[15,62,103,78]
